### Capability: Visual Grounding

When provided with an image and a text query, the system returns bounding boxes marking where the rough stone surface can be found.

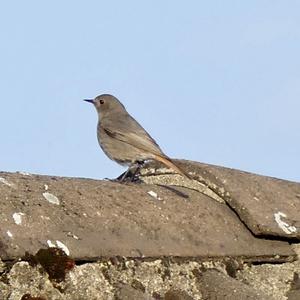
[287,290,300,300]
[115,283,154,300]
[197,269,273,299]
[1,162,300,299]
[164,288,195,300]
[6,261,63,300]
[0,257,5,273]
[1,256,300,299]
[169,160,300,239]
[0,171,295,261]
[0,281,10,300]
[0,259,206,299]
[236,259,300,300]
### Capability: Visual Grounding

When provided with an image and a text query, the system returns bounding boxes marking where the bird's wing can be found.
[101,114,165,157]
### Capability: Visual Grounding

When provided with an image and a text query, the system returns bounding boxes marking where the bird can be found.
[84,94,190,181]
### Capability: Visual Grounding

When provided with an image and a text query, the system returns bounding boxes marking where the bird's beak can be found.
[84,99,94,104]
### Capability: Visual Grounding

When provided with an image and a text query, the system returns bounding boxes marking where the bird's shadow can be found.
[105,165,189,199]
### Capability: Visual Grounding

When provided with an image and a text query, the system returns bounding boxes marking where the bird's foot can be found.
[110,163,143,183]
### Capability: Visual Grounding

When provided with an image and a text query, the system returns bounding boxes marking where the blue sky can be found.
[1,1,300,182]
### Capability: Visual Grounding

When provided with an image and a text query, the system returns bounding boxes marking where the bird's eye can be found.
[100,99,104,104]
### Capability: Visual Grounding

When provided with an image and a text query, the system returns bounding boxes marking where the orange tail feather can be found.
[153,155,191,179]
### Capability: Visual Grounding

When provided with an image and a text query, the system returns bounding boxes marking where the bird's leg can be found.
[115,161,144,183]
[129,160,144,181]
[115,168,133,182]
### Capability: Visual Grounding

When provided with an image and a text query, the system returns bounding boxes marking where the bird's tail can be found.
[153,154,191,179]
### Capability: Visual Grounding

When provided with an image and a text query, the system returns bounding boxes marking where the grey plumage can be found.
[84,94,189,178]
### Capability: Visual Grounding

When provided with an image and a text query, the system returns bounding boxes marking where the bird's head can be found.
[84,94,126,118]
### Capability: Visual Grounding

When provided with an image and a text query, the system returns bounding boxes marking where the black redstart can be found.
[84,94,189,179]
